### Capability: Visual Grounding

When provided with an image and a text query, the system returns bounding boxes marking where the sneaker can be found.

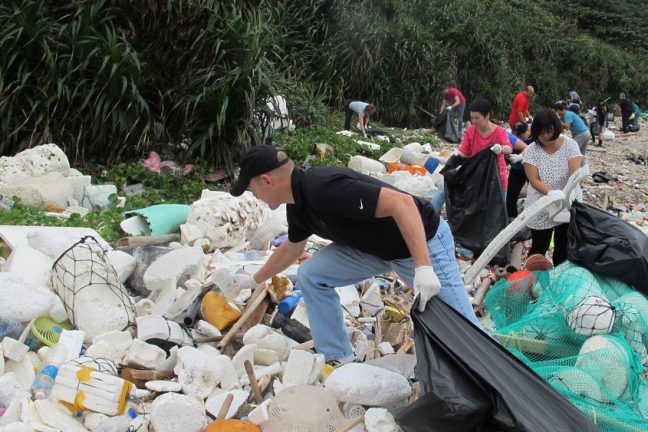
[325,353,358,368]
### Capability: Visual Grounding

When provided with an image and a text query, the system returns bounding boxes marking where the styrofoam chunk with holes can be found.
[150,392,207,432]
[143,246,205,291]
[145,380,182,393]
[205,389,250,419]
[365,407,402,432]
[124,340,167,370]
[575,334,631,400]
[105,250,136,283]
[242,325,298,361]
[186,191,269,249]
[174,346,224,398]
[4,245,54,287]
[0,273,66,323]
[325,363,411,406]
[85,330,134,365]
[34,400,88,432]
[0,144,70,184]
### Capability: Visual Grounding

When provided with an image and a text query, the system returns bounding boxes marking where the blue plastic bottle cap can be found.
[127,408,137,419]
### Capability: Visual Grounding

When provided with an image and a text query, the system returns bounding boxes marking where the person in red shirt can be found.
[439,87,467,135]
[508,85,535,126]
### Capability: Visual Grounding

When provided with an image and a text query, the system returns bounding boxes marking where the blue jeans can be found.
[454,103,466,136]
[296,218,483,361]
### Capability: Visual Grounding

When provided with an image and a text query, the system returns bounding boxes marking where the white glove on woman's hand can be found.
[509,154,524,164]
[491,144,502,155]
[446,106,453,111]
[413,266,441,312]
[233,274,259,291]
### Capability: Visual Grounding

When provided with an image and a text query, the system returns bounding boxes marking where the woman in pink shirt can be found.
[458,99,512,196]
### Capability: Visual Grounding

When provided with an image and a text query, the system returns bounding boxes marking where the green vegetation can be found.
[1,0,647,168]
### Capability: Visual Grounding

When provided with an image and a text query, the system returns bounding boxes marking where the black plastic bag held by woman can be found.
[396,297,599,432]
[441,148,508,265]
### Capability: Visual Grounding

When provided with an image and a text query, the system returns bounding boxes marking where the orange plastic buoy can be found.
[506,270,537,293]
[387,162,427,175]
[204,419,261,432]
[201,291,241,330]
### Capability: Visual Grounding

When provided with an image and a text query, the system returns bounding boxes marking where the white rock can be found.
[0,144,70,184]
[85,331,133,364]
[4,245,53,288]
[145,380,182,393]
[242,325,297,361]
[0,172,74,210]
[105,250,136,283]
[186,192,268,249]
[143,246,205,291]
[174,346,223,399]
[232,344,256,379]
[365,407,401,432]
[0,273,67,323]
[150,392,206,432]
[205,389,249,419]
[325,363,411,406]
[34,399,88,432]
[124,340,167,370]
[283,350,317,387]
[254,348,281,366]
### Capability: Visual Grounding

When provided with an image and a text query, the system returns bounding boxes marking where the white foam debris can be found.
[325,363,411,406]
[150,392,207,432]
[0,273,67,323]
[365,407,402,432]
[143,246,205,291]
[242,324,297,361]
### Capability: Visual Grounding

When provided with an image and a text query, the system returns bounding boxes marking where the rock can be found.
[365,408,401,432]
[143,246,205,291]
[150,392,207,432]
[325,363,411,406]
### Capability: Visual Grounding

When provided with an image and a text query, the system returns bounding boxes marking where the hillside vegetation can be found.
[1,0,646,166]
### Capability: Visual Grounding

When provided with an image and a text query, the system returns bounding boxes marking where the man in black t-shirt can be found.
[229,146,481,365]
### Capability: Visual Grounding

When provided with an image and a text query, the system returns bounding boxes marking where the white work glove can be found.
[413,266,441,312]
[446,106,453,112]
[509,154,524,164]
[491,144,502,155]
[232,274,259,291]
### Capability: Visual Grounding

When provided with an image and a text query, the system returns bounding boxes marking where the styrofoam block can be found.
[212,355,240,390]
[4,356,35,392]
[0,422,35,432]
[325,363,411,406]
[254,349,280,366]
[361,284,384,316]
[242,325,297,361]
[18,395,51,431]
[205,389,249,419]
[145,380,182,393]
[282,350,316,387]
[66,174,92,204]
[194,320,221,338]
[150,392,207,432]
[0,373,23,408]
[240,362,282,386]
[174,347,223,399]
[34,399,88,432]
[0,343,4,374]
[247,399,272,426]
[2,338,28,362]
[136,315,193,346]
[85,331,133,365]
[84,412,109,430]
[180,223,205,246]
[0,172,74,210]
[307,354,325,385]
[291,299,310,329]
[4,245,54,288]
[143,246,205,291]
[57,330,85,362]
[105,250,136,283]
[365,354,417,378]
[365,407,401,432]
[232,344,256,379]
[377,342,395,355]
[134,298,155,317]
[124,340,167,370]
[0,273,67,322]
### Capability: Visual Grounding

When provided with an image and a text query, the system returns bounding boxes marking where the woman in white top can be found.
[523,108,583,266]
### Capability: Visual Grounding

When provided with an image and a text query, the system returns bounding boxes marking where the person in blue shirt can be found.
[630,99,641,132]
[554,101,590,154]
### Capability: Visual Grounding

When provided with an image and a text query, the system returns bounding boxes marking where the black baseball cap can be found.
[230,146,289,197]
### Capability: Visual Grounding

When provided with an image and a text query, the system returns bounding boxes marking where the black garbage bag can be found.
[434,110,461,143]
[441,148,508,265]
[396,297,599,432]
[568,201,648,294]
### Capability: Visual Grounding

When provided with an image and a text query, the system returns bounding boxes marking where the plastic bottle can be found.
[31,343,68,400]
[95,408,138,432]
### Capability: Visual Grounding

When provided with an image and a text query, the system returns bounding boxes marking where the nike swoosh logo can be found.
[359,199,364,210]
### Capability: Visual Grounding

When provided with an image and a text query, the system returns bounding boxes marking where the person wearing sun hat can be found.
[229,145,482,366]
